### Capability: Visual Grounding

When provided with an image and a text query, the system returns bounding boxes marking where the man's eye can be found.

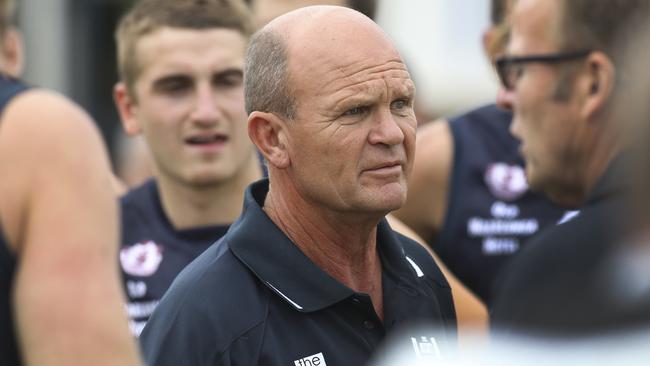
[504,64,525,90]
[343,106,366,116]
[155,78,192,94]
[214,70,243,88]
[513,64,525,79]
[391,99,408,110]
[165,82,190,92]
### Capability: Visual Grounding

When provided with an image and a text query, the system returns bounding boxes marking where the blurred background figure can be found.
[0,0,142,364]
[113,0,262,336]
[394,0,567,309]
[113,132,154,190]
[374,20,650,364]
[491,0,650,336]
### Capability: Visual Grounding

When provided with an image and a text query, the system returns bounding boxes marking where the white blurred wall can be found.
[377,0,498,118]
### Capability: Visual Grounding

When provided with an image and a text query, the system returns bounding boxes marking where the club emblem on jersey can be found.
[120,241,163,277]
[484,163,528,201]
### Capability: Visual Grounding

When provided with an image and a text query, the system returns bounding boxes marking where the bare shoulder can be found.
[0,89,110,191]
[0,89,105,148]
[0,89,113,249]
[414,119,453,177]
[393,119,454,241]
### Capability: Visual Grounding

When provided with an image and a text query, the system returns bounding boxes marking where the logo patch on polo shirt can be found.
[411,336,441,360]
[293,352,326,366]
[120,240,163,277]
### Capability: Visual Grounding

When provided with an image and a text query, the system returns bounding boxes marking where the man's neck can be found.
[549,123,623,208]
[263,177,385,318]
[157,155,262,230]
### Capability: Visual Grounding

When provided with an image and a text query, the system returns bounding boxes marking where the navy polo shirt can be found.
[140,179,457,366]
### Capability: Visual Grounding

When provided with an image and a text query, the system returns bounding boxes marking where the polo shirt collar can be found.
[587,153,630,205]
[228,179,421,313]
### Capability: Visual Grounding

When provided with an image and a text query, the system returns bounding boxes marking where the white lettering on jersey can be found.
[126,280,147,299]
[468,217,539,236]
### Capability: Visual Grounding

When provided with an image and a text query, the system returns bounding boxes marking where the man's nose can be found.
[496,87,515,111]
[368,109,405,146]
[191,87,222,125]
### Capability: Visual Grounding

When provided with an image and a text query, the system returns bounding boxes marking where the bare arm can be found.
[394,119,452,243]
[0,90,141,365]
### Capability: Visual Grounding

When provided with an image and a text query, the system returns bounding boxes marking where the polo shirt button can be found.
[363,320,375,330]
[352,298,361,304]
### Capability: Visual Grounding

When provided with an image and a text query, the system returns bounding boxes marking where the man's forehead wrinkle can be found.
[327,74,415,101]
[335,59,409,82]
[313,60,412,93]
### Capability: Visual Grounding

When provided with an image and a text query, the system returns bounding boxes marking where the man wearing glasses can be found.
[394,0,566,310]
[491,0,649,335]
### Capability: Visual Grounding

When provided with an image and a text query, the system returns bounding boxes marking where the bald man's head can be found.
[244,6,400,118]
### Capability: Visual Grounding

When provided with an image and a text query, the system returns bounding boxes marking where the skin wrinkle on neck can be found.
[263,182,382,295]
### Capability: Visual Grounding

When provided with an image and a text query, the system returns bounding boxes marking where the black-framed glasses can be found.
[495,50,593,91]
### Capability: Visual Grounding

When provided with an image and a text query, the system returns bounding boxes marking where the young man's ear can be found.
[248,111,290,169]
[114,82,142,135]
[1,28,24,77]
[580,51,616,121]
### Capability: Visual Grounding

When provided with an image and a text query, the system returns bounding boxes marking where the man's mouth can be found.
[185,134,228,145]
[363,161,403,176]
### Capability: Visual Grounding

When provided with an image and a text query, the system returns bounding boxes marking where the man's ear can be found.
[248,111,290,169]
[1,28,24,77]
[482,27,499,62]
[114,82,142,135]
[580,51,615,121]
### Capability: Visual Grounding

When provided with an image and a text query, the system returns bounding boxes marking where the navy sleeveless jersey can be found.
[434,104,568,306]
[0,76,30,366]
[119,179,229,336]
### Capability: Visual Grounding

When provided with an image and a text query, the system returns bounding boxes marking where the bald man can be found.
[139,6,456,366]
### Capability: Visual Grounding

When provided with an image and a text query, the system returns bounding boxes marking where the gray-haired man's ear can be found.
[580,51,615,121]
[248,111,290,169]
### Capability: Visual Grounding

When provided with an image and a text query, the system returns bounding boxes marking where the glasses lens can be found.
[496,58,512,91]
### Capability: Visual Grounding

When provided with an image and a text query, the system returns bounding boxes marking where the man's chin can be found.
[524,165,542,192]
[374,189,407,213]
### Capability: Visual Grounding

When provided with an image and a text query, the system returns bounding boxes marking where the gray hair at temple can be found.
[244,28,295,119]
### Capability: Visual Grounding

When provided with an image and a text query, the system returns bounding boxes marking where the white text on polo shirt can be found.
[411,337,441,359]
[294,352,326,366]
